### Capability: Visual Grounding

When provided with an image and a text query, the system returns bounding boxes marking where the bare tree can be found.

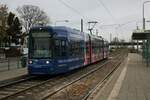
[16,5,49,33]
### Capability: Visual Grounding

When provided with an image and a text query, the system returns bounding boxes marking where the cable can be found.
[100,19,139,29]
[57,0,83,18]
[96,0,116,23]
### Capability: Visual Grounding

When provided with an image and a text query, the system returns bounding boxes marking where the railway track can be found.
[42,50,128,100]
[0,75,58,100]
[81,50,128,100]
[41,61,111,100]
[0,75,35,88]
[0,61,108,100]
[0,49,127,100]
[82,54,127,100]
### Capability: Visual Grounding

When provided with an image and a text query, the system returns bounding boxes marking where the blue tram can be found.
[28,26,108,75]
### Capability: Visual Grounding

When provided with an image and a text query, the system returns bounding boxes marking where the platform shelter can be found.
[132,30,150,66]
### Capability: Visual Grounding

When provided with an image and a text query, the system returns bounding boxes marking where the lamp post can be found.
[143,1,150,30]
[54,20,69,26]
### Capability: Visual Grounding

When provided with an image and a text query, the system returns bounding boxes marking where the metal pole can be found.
[137,40,139,53]
[8,58,10,70]
[142,40,145,63]
[110,33,112,43]
[143,2,145,30]
[142,1,150,30]
[81,19,83,32]
[17,57,19,68]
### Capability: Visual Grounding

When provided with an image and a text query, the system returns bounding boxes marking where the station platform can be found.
[91,53,150,100]
[0,68,27,83]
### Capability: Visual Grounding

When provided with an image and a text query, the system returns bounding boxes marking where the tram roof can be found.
[30,26,106,40]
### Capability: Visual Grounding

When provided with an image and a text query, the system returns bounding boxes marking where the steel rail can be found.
[41,52,125,100]
[0,50,124,100]
[81,54,127,100]
[0,76,62,100]
[0,60,108,100]
[0,75,36,88]
[41,60,111,100]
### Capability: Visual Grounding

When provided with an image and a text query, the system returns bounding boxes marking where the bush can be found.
[21,56,27,67]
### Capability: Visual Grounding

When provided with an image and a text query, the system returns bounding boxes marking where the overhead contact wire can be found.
[97,0,117,23]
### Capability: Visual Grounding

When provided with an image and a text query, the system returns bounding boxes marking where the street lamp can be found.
[142,1,150,30]
[54,20,69,26]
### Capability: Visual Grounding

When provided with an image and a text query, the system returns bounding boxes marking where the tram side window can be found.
[55,40,60,57]
[69,41,73,56]
[93,39,101,55]
[100,40,103,52]
[61,40,67,56]
[80,42,84,57]
[92,40,97,54]
[86,42,89,54]
[70,41,77,57]
[55,40,67,57]
[70,41,83,57]
[96,40,99,54]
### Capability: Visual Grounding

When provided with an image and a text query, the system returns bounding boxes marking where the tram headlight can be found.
[29,60,32,64]
[46,61,49,64]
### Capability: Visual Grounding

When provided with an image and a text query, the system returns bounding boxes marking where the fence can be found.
[0,57,26,72]
[142,39,150,66]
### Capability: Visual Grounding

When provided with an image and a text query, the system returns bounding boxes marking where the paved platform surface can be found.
[0,68,27,82]
[92,53,150,100]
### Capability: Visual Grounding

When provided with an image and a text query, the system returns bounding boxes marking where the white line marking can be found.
[107,58,129,100]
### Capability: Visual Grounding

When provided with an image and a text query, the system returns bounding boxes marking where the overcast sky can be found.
[1,0,150,41]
